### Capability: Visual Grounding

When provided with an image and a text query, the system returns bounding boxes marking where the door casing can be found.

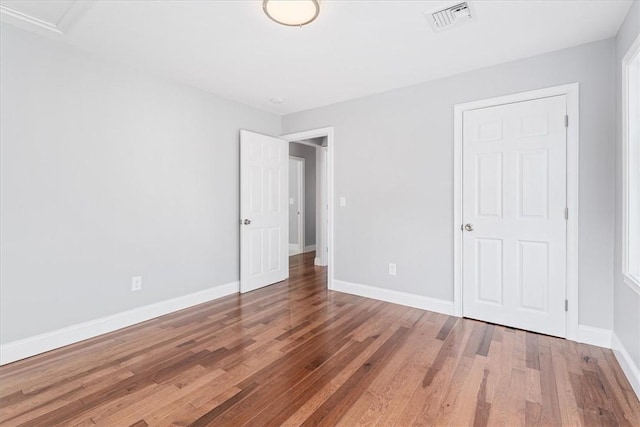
[281,127,334,290]
[453,83,579,341]
[289,155,305,256]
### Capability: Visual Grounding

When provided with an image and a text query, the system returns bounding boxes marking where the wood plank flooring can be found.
[1,252,639,426]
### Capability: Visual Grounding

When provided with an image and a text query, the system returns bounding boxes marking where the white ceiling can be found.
[2,0,74,25]
[0,0,633,114]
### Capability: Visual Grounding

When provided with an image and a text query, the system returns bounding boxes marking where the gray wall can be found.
[614,0,640,375]
[0,25,281,344]
[289,142,316,247]
[283,39,616,330]
[1,17,630,346]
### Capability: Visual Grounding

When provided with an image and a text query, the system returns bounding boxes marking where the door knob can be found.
[464,223,474,231]
[243,219,251,225]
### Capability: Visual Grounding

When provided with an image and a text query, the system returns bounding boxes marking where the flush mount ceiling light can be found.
[263,0,320,27]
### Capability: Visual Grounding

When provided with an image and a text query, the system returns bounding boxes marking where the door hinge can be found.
[565,299,569,312]
[564,207,568,220]
[564,115,569,127]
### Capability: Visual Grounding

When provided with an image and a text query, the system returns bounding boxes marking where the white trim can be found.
[566,84,580,342]
[0,1,94,37]
[576,325,612,348]
[333,280,455,315]
[0,5,62,34]
[281,127,335,289]
[621,34,640,296]
[304,244,316,253]
[453,98,463,317]
[290,139,321,148]
[289,155,305,256]
[289,243,299,255]
[0,281,239,365]
[453,83,580,341]
[612,333,640,399]
[624,276,640,296]
[315,147,328,267]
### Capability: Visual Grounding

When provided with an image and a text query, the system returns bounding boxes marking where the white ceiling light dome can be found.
[263,0,320,27]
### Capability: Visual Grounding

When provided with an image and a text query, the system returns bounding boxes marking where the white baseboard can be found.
[576,324,612,348]
[304,245,316,253]
[574,326,640,400]
[0,281,239,365]
[314,257,327,266]
[330,279,638,399]
[612,333,640,399]
[288,244,300,255]
[332,280,454,316]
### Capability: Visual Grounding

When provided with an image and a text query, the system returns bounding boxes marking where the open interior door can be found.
[240,130,289,293]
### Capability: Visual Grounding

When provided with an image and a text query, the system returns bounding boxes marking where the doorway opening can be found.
[283,128,334,289]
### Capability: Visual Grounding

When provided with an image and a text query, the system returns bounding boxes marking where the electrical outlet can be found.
[388,263,397,276]
[131,276,142,291]
[340,196,346,207]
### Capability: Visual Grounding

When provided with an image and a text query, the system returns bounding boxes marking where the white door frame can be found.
[316,146,328,266]
[288,140,327,264]
[281,127,334,290]
[453,83,579,341]
[289,155,305,255]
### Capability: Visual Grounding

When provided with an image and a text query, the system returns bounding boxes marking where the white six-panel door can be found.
[462,96,567,337]
[240,130,289,293]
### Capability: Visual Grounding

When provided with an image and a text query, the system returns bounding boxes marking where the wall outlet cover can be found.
[388,263,397,276]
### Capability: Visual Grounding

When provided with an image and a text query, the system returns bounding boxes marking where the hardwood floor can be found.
[1,252,639,426]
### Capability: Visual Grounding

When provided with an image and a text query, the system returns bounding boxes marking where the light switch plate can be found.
[339,196,346,207]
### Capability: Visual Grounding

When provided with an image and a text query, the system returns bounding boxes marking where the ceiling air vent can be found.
[426,2,474,32]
